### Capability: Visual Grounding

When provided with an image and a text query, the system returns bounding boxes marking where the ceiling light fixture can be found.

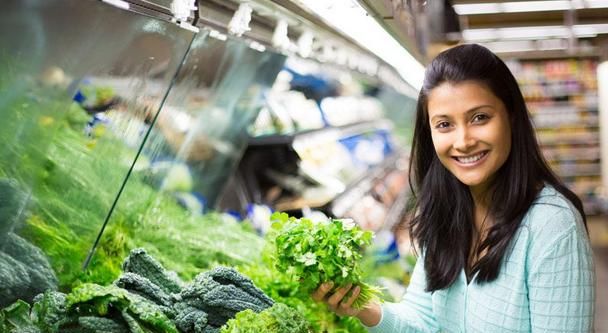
[453,0,608,15]
[296,0,424,90]
[463,23,608,42]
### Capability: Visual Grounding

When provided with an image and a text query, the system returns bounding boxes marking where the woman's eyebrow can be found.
[430,105,494,123]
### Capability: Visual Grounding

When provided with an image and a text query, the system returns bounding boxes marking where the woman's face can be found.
[427,81,512,194]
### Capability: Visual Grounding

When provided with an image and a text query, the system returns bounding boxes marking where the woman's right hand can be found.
[312,282,361,317]
[312,282,382,327]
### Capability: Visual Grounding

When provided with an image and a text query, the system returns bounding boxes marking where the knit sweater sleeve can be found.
[366,255,440,333]
[527,208,595,332]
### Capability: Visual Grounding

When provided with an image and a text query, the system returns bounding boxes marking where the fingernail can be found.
[354,286,361,293]
[325,281,334,289]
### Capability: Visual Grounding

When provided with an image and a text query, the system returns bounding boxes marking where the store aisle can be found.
[588,217,608,332]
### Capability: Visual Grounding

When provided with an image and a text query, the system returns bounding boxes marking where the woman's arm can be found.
[528,212,595,332]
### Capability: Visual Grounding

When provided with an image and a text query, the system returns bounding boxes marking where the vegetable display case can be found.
[0,0,284,307]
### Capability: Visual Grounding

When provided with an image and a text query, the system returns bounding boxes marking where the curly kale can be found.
[220,303,311,333]
[122,248,183,294]
[114,273,173,308]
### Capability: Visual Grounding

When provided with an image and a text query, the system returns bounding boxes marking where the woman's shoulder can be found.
[520,185,585,248]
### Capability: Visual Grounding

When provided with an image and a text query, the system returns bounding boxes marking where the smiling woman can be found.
[312,44,596,332]
[427,81,512,198]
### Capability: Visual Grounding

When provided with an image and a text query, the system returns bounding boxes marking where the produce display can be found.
[0,84,265,291]
[0,248,276,333]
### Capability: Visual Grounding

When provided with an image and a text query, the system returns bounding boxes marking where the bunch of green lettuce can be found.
[270,213,382,310]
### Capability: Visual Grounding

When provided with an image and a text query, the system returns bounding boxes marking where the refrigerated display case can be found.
[0,0,196,304]
[0,0,284,307]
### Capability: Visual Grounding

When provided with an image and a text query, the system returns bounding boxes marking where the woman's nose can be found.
[453,128,476,151]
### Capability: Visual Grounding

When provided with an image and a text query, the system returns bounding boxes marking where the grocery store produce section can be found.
[0,0,417,332]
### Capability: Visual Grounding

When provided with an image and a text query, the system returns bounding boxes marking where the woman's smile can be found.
[452,150,489,167]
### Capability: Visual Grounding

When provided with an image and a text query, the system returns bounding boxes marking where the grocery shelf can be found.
[329,153,402,217]
[273,153,403,214]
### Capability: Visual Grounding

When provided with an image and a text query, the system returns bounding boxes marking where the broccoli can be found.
[0,178,28,243]
[114,273,173,308]
[122,248,183,294]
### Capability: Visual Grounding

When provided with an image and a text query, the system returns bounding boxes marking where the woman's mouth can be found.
[452,151,489,165]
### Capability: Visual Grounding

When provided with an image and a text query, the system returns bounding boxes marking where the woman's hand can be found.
[311,282,382,327]
[312,282,361,317]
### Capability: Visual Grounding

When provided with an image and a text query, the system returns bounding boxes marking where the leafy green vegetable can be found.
[66,284,178,333]
[220,303,311,333]
[0,178,28,241]
[77,316,128,333]
[30,291,69,333]
[270,212,382,310]
[177,266,273,329]
[2,300,35,330]
[121,248,183,295]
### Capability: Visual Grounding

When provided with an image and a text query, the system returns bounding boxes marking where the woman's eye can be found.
[436,121,450,129]
[472,114,489,123]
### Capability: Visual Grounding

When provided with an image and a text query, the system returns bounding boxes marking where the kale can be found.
[114,273,173,308]
[31,291,69,332]
[173,303,208,333]
[0,252,32,307]
[177,267,274,329]
[122,248,183,294]
[77,316,128,333]
[2,233,58,304]
[65,284,178,333]
[0,178,28,242]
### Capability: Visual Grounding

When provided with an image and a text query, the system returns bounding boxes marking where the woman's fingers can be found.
[312,281,334,302]
[327,283,353,308]
[340,285,361,310]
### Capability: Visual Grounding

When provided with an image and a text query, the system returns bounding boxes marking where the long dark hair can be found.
[408,44,587,292]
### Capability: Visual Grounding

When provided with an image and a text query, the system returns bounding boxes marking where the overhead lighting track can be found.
[463,23,608,42]
[453,0,608,15]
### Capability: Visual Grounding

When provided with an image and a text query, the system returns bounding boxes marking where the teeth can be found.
[456,152,485,164]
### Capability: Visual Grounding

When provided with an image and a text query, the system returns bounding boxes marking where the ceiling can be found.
[360,0,608,62]
[452,0,608,59]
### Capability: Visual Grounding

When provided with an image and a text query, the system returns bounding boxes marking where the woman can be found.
[312,44,595,332]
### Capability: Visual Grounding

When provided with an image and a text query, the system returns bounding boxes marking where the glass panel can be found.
[0,0,194,305]
[92,31,286,281]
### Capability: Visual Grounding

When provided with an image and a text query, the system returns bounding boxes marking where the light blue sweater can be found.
[367,186,595,332]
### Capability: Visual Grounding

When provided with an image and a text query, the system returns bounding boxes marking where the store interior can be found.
[0,0,607,332]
